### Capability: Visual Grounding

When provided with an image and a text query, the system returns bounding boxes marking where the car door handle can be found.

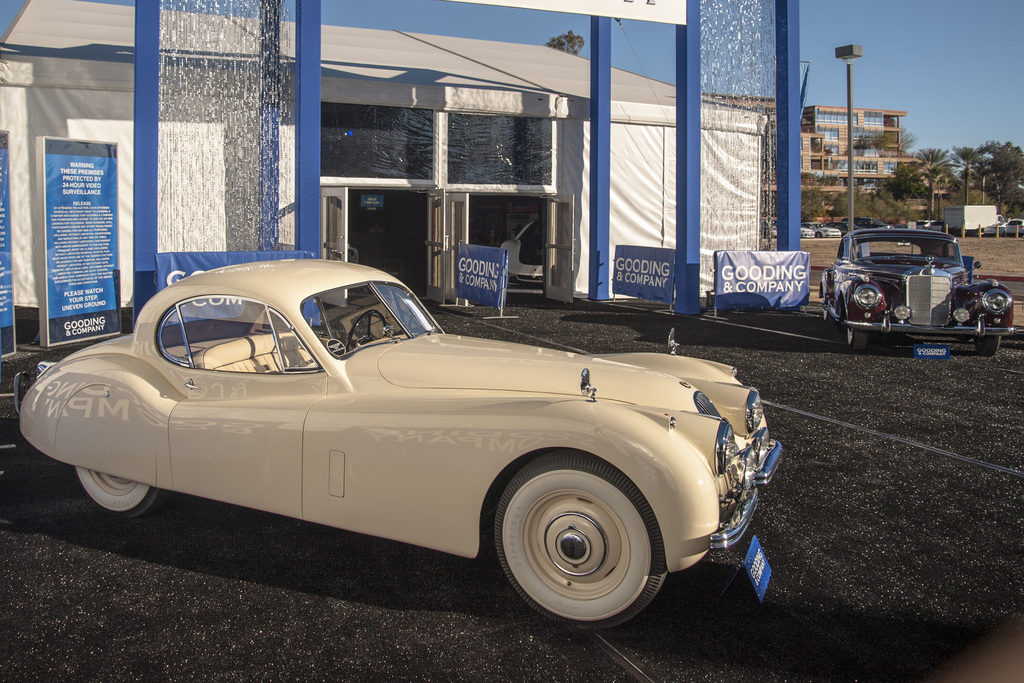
[184,378,199,391]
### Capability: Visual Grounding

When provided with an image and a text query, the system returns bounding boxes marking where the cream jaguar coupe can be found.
[17,259,781,626]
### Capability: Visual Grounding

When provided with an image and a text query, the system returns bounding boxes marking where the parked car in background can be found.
[500,219,544,286]
[821,229,1015,356]
[921,220,945,231]
[800,224,815,238]
[853,217,891,230]
[1000,219,1024,237]
[16,259,782,627]
[825,220,849,233]
[805,223,842,238]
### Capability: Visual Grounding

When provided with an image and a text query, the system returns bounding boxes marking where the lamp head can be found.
[835,44,863,65]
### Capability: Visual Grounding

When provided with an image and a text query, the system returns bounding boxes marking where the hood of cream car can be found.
[376,334,701,409]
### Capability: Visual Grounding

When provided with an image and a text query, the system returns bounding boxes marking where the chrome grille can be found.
[906,274,952,326]
[694,391,720,417]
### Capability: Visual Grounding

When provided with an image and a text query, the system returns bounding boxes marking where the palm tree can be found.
[916,148,951,219]
[951,146,984,205]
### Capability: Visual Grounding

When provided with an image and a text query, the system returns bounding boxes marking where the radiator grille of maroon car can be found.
[906,274,952,326]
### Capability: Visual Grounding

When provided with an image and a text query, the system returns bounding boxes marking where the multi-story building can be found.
[802,105,909,191]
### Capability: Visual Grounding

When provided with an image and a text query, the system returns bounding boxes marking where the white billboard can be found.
[441,0,686,25]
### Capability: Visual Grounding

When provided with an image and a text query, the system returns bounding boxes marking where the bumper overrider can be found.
[710,426,782,549]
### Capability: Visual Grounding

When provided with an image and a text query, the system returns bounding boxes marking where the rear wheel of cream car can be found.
[494,452,666,627]
[76,467,164,517]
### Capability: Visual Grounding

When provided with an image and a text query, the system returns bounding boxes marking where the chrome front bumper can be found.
[710,438,782,549]
[846,318,1016,338]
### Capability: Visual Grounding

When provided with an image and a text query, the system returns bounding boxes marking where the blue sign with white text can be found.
[715,250,809,311]
[913,344,951,360]
[155,250,316,291]
[744,535,772,603]
[614,245,675,304]
[0,130,13,356]
[455,243,508,310]
[43,139,120,346]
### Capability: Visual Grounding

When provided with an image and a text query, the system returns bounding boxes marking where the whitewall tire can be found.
[76,467,164,517]
[494,452,666,627]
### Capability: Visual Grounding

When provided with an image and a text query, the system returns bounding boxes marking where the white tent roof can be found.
[2,0,677,123]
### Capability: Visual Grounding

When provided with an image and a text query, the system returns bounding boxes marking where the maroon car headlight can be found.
[852,283,883,309]
[982,289,1012,315]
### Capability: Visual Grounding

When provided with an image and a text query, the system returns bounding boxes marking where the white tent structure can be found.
[1,0,767,308]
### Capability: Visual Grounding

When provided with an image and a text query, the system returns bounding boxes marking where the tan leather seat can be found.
[193,334,281,373]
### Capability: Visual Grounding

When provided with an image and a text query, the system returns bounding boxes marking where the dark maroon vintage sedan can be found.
[821,229,1015,355]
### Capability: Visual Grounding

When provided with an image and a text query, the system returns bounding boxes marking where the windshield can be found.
[850,236,961,263]
[301,281,440,357]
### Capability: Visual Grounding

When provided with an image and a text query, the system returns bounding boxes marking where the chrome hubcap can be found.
[545,513,607,577]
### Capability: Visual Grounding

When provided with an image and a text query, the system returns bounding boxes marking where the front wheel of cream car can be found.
[76,467,164,517]
[494,452,666,627]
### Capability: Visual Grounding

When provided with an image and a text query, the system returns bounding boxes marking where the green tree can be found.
[800,174,831,222]
[978,141,1024,214]
[951,145,984,205]
[882,163,927,202]
[546,30,585,56]
[916,148,952,219]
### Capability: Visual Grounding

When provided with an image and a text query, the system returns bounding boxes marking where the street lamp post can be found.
[836,44,862,231]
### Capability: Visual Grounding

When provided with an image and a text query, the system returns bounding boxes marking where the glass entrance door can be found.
[425,192,468,303]
[545,195,575,303]
[321,187,349,261]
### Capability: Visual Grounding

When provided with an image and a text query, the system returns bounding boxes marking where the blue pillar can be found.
[673,1,702,315]
[296,0,321,255]
[588,15,611,300]
[132,1,160,322]
[776,0,801,252]
[259,0,282,250]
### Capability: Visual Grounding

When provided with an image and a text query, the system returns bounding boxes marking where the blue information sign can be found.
[42,139,121,346]
[744,535,772,603]
[613,245,675,304]
[155,250,317,291]
[714,250,810,311]
[455,243,508,310]
[0,130,14,356]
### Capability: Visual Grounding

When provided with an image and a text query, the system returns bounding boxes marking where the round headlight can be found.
[745,389,763,433]
[982,289,1012,314]
[893,305,910,321]
[853,284,883,309]
[953,307,971,323]
[715,421,737,474]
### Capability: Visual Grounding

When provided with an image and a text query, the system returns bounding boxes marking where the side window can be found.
[157,297,319,374]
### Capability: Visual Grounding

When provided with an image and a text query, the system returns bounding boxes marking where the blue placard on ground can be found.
[744,535,772,603]
[155,250,317,291]
[613,245,674,304]
[0,130,13,357]
[42,138,121,346]
[714,250,810,311]
[913,344,951,360]
[455,243,508,310]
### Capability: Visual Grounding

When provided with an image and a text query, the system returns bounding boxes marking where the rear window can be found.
[158,296,319,374]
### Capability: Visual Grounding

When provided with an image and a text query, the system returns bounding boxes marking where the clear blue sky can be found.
[2,0,1020,152]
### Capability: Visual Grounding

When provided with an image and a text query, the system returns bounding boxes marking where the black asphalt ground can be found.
[2,299,1023,681]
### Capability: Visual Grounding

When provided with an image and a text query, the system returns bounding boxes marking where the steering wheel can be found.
[346,309,387,349]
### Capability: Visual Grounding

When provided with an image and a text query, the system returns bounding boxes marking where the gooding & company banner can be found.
[42,138,121,346]
[455,243,508,311]
[614,245,674,304]
[155,250,316,291]
[714,250,809,311]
